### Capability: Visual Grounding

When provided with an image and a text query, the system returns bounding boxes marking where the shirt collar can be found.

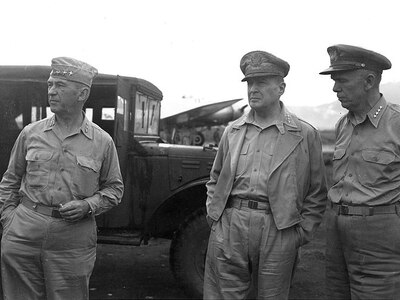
[44,112,93,139]
[346,95,387,128]
[237,101,298,134]
[366,95,387,128]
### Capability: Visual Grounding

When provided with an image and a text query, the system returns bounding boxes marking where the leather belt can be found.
[227,197,271,213]
[21,196,62,219]
[331,202,400,216]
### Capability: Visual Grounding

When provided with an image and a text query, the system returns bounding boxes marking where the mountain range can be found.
[289,82,400,130]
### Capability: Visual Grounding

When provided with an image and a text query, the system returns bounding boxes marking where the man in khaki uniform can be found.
[0,57,124,300]
[320,44,400,299]
[203,50,328,299]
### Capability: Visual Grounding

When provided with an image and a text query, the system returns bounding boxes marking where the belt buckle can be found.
[340,204,349,215]
[367,206,374,216]
[52,210,62,218]
[248,200,258,209]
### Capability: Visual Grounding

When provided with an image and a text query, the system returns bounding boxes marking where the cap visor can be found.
[241,72,284,81]
[319,65,360,75]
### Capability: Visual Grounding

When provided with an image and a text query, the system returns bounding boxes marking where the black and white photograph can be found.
[0,0,400,299]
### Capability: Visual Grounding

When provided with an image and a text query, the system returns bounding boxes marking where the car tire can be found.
[193,131,205,146]
[170,207,210,299]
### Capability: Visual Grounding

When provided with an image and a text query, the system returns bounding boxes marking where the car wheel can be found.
[169,207,210,299]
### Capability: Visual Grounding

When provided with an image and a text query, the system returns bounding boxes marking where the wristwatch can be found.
[87,207,93,217]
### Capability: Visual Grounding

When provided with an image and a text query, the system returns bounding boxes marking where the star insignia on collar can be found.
[373,105,383,118]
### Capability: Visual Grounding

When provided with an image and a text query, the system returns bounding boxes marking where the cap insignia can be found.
[330,49,339,62]
[53,69,73,77]
[250,52,264,66]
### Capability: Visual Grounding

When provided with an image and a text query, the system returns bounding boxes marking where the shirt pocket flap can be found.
[25,150,53,161]
[240,143,249,155]
[76,156,101,172]
[333,148,346,160]
[362,150,395,165]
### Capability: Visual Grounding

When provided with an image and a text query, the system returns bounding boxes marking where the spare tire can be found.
[170,208,210,299]
[192,131,205,146]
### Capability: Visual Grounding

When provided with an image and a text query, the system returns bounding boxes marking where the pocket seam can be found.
[76,155,101,172]
[361,149,395,165]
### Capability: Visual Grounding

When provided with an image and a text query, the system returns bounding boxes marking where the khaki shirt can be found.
[231,110,286,202]
[0,114,124,215]
[329,96,400,205]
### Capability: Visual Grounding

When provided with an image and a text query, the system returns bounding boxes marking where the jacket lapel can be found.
[225,106,303,177]
[269,107,304,174]
[227,124,247,174]
[269,129,303,174]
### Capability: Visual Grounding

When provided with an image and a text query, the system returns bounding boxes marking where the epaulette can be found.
[388,102,400,114]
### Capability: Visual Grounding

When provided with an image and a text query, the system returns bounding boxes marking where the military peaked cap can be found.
[320,44,391,75]
[240,50,290,81]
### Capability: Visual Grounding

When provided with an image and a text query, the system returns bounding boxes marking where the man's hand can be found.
[59,200,90,222]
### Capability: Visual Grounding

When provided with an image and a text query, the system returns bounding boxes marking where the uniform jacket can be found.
[206,103,327,243]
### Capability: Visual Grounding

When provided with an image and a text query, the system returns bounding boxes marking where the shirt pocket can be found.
[25,150,53,190]
[235,143,249,177]
[332,148,346,182]
[73,155,101,198]
[356,149,395,187]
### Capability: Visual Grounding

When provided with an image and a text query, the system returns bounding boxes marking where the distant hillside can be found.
[289,82,400,130]
[381,81,400,104]
[289,101,346,130]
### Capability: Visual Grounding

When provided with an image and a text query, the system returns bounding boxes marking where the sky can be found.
[1,0,399,117]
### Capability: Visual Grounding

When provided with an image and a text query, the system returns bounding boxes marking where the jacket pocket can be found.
[25,150,53,190]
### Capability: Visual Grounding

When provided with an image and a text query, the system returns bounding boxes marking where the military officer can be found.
[320,44,400,299]
[204,50,328,299]
[0,57,124,300]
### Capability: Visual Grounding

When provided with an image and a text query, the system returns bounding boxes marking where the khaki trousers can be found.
[1,204,97,300]
[203,206,299,300]
[326,209,400,300]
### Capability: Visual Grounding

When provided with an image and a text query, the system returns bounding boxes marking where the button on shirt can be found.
[329,96,400,206]
[231,110,287,202]
[0,114,124,215]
